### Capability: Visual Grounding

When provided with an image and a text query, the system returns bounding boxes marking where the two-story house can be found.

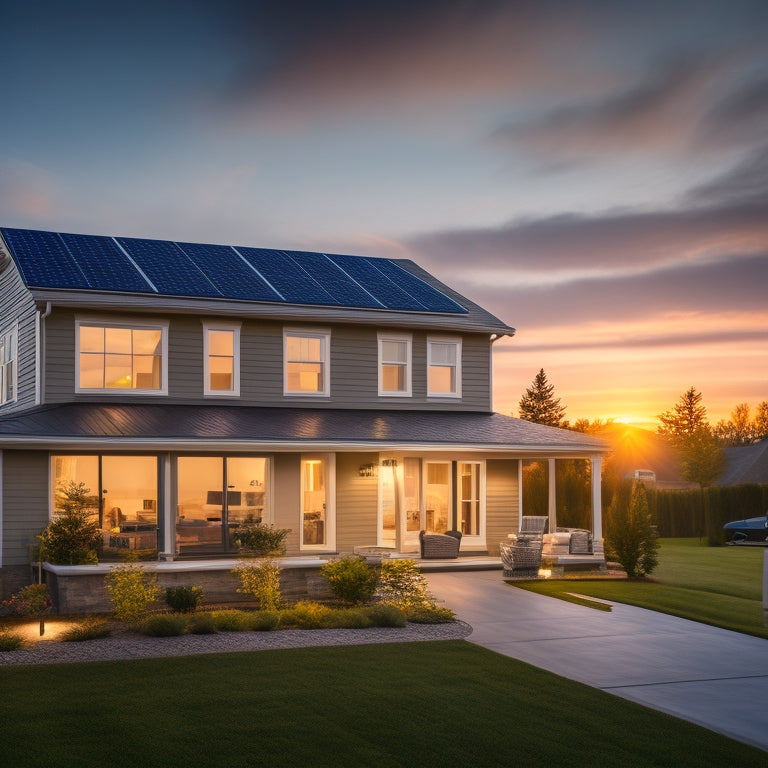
[0,227,608,602]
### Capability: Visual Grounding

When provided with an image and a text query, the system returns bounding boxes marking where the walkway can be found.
[426,569,768,753]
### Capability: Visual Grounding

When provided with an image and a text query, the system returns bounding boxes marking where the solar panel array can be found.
[0,227,468,314]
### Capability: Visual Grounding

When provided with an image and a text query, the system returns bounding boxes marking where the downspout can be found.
[488,329,515,413]
[36,301,52,406]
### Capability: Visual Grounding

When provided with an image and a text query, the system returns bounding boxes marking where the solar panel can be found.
[176,242,283,302]
[116,237,222,298]
[368,259,468,313]
[1,228,89,289]
[235,247,337,305]
[59,233,154,293]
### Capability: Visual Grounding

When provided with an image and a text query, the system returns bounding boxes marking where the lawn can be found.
[518,538,768,638]
[1,640,765,768]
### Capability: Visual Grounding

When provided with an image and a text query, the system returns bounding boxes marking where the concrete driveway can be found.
[426,569,768,752]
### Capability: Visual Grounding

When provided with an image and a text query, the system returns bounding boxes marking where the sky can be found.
[1,0,766,429]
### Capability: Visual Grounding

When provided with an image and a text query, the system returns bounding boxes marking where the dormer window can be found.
[204,322,240,396]
[284,329,330,396]
[427,337,462,398]
[76,318,168,394]
[0,324,17,405]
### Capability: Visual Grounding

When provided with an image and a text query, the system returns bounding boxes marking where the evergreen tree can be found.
[606,480,659,578]
[518,368,567,427]
[680,427,727,488]
[657,386,708,448]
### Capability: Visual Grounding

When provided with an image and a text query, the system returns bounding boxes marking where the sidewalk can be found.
[426,569,768,753]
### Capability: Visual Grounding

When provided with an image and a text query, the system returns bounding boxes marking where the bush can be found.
[320,556,379,605]
[232,522,291,556]
[210,610,252,632]
[2,583,53,636]
[38,482,102,565]
[248,611,281,631]
[280,601,331,629]
[606,481,660,578]
[140,614,187,637]
[363,603,407,628]
[105,564,162,624]
[233,559,282,610]
[165,585,204,613]
[321,608,373,629]
[186,612,217,635]
[377,559,434,609]
[0,631,24,651]
[61,619,112,642]
[403,605,456,624]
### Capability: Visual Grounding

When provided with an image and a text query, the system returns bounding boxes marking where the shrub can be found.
[0,631,24,651]
[320,556,379,605]
[233,559,282,610]
[232,522,291,556]
[140,614,187,637]
[377,559,434,609]
[105,564,162,624]
[363,603,407,628]
[403,605,456,624]
[186,612,217,635]
[165,585,204,613]
[280,601,331,629]
[2,583,53,636]
[210,610,251,632]
[38,481,102,565]
[248,610,280,631]
[61,619,112,642]
[321,608,372,629]
[606,481,660,578]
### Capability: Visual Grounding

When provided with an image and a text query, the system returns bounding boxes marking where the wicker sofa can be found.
[419,530,462,559]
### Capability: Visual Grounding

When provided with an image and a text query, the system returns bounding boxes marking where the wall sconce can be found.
[382,459,398,468]
[358,463,377,478]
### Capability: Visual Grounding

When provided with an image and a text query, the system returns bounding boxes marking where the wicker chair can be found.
[419,530,462,559]
[499,540,542,578]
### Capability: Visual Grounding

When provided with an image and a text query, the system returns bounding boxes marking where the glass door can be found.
[458,462,482,536]
[424,462,451,534]
[301,457,327,548]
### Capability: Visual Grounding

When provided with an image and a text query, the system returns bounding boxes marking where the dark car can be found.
[724,512,768,542]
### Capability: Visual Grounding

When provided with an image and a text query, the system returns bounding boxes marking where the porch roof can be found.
[0,403,608,455]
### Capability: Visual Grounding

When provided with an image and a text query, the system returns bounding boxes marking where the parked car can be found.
[723,512,768,542]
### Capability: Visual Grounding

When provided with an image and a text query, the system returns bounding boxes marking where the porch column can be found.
[159,453,175,561]
[547,458,557,533]
[591,456,603,541]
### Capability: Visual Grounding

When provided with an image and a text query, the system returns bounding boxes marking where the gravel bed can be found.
[0,621,473,666]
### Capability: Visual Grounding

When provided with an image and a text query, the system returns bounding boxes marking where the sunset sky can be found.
[1,0,766,428]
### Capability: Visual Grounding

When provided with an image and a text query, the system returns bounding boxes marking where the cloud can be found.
[0,158,59,221]
[686,144,768,207]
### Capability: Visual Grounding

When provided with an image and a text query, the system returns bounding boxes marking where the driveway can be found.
[426,569,768,752]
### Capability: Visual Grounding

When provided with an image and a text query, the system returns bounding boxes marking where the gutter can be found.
[36,301,52,405]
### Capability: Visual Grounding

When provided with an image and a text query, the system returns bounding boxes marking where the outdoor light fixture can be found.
[358,463,377,478]
[381,459,397,467]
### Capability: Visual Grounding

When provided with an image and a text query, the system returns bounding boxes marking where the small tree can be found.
[680,427,726,488]
[38,482,102,564]
[657,387,708,448]
[233,559,282,610]
[606,481,659,579]
[2,583,53,636]
[518,369,567,427]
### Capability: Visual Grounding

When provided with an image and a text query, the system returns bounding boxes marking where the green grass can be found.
[1,641,764,768]
[518,538,768,638]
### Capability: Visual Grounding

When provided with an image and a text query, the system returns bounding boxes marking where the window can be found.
[378,332,412,396]
[300,455,334,549]
[204,322,240,396]
[284,329,330,396]
[427,337,462,397]
[0,325,18,405]
[76,319,168,394]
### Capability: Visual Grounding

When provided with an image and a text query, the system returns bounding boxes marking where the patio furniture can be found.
[499,540,542,577]
[568,529,593,554]
[419,530,462,559]
[508,516,549,547]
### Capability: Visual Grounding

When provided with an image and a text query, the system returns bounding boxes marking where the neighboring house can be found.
[0,227,608,598]
[717,439,768,486]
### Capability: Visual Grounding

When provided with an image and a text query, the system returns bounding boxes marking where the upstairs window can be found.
[284,329,330,396]
[427,337,462,398]
[0,325,18,405]
[77,319,168,394]
[204,322,240,396]
[378,332,412,396]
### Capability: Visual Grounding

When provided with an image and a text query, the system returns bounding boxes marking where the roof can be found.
[0,227,514,335]
[718,439,768,485]
[0,403,608,455]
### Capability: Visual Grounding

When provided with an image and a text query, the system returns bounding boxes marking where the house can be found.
[718,439,768,486]
[0,227,608,607]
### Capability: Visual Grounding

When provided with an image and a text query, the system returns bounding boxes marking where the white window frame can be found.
[0,323,18,406]
[203,321,241,397]
[457,460,486,545]
[300,453,336,551]
[377,332,412,397]
[283,328,331,397]
[427,336,462,398]
[75,316,169,395]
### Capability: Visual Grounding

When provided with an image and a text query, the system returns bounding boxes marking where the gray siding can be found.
[2,450,49,565]
[335,452,379,552]
[0,259,39,414]
[486,459,519,555]
[43,308,494,411]
[272,453,301,555]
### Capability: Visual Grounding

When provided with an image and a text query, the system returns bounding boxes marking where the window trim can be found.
[203,321,241,397]
[427,336,462,398]
[377,332,412,397]
[283,328,331,397]
[75,316,169,395]
[0,323,18,406]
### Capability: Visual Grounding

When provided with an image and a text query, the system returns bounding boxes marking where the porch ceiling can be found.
[0,403,609,455]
